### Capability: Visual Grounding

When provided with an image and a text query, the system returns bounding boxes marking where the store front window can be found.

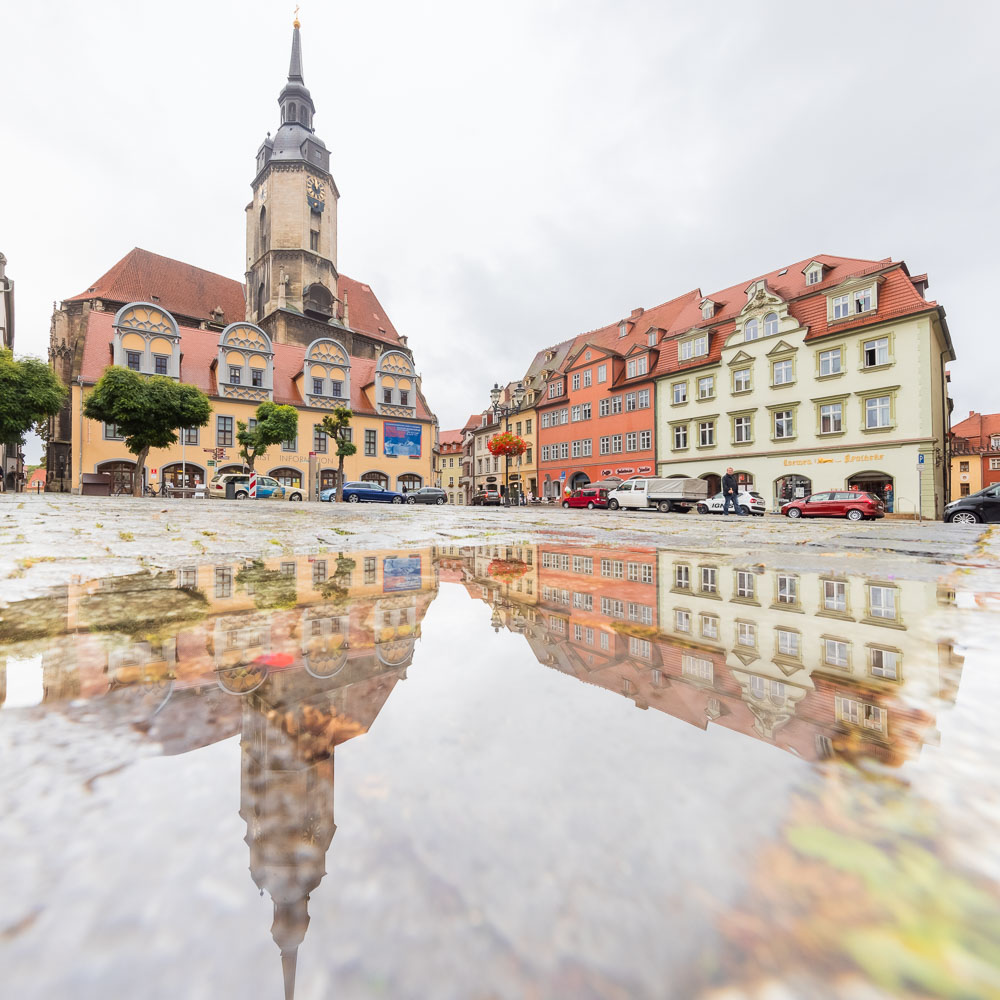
[848,471,894,511]
[161,463,204,490]
[270,467,302,488]
[774,474,812,505]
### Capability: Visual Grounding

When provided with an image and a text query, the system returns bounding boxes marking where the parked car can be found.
[944,483,1000,523]
[697,490,767,516]
[405,486,448,505]
[207,473,303,501]
[780,490,884,521]
[562,487,609,510]
[472,487,502,506]
[336,481,405,504]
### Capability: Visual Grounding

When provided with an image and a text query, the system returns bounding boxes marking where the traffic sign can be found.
[918,454,925,465]
[207,460,216,466]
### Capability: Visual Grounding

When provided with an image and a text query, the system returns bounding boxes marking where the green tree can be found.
[236,401,300,473]
[320,406,356,502]
[0,349,67,459]
[82,367,212,496]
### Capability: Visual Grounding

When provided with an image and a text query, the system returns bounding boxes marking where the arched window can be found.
[775,474,812,504]
[763,312,779,337]
[256,283,266,321]
[398,474,422,492]
[270,467,302,488]
[289,101,297,120]
[161,463,205,490]
[320,469,339,491]
[259,206,268,254]
[361,471,389,488]
[744,319,759,341]
[299,105,308,124]
[216,464,246,476]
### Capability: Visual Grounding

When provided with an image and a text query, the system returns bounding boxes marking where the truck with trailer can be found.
[605,476,709,513]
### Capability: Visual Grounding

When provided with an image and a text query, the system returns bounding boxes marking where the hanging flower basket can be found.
[487,431,527,458]
[487,557,528,584]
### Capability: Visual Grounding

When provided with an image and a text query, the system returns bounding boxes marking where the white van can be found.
[606,477,709,513]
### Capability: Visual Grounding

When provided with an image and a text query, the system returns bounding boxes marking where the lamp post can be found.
[489,381,526,506]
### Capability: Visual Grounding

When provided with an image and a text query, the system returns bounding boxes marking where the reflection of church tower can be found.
[240,688,337,1000]
[246,14,341,343]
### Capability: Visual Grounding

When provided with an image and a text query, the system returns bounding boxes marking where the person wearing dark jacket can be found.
[722,467,746,515]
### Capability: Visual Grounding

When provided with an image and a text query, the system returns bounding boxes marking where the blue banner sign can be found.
[384,422,422,458]
[383,556,422,592]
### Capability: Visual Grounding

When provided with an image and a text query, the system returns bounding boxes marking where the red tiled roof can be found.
[951,411,1000,447]
[65,248,247,326]
[66,248,403,347]
[437,429,464,447]
[79,311,433,421]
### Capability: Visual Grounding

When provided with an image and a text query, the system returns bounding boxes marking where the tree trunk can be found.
[336,453,345,502]
[132,444,150,497]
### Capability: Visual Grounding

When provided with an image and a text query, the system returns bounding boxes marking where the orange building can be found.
[535,297,690,497]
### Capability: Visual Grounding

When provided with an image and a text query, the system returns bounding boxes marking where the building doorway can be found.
[270,467,302,488]
[161,463,205,491]
[398,473,422,492]
[774,474,812,505]
[320,469,339,491]
[361,471,389,488]
[569,471,590,490]
[848,471,894,511]
[97,460,139,495]
[700,472,721,495]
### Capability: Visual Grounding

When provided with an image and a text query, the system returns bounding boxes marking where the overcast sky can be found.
[4,0,998,457]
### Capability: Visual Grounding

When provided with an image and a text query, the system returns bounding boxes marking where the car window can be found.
[809,493,830,502]
[618,483,632,492]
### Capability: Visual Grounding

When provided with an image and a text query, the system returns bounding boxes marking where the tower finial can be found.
[293,5,300,29]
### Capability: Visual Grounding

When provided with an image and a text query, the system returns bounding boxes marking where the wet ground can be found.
[2,496,1000,998]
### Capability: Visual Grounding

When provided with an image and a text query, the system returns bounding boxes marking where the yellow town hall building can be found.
[47,19,436,495]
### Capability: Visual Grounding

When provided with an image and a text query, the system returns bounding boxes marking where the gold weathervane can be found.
[293,5,300,28]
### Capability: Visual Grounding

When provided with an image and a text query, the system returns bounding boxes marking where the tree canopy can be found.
[320,406,357,502]
[82,367,212,495]
[237,401,300,471]
[0,348,67,446]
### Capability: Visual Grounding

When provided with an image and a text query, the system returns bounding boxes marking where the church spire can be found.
[288,11,304,83]
[277,16,316,131]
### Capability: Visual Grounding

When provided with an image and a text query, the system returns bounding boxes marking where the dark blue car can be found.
[321,481,405,504]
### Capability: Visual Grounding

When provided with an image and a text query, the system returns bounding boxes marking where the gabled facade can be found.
[950,410,1000,498]
[47,19,437,495]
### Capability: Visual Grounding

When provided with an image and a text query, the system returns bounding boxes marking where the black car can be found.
[472,487,502,506]
[405,486,448,505]
[944,483,1000,523]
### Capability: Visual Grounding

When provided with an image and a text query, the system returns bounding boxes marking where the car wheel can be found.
[846,508,864,521]
[347,494,359,503]
[739,505,750,516]
[657,500,672,513]
[948,510,980,524]
[436,497,446,505]
[562,501,570,508]
[587,501,596,510]
[235,490,249,500]
[392,496,403,504]
[608,499,619,510]
[406,497,416,504]
[786,507,801,518]
[289,493,302,501]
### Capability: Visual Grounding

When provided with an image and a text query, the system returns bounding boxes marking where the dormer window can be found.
[627,356,648,378]
[229,366,242,385]
[701,301,715,321]
[585,350,592,360]
[679,334,709,361]
[804,261,825,285]
[619,322,628,338]
[126,351,141,371]
[744,319,759,342]
[647,331,657,347]
[854,288,872,313]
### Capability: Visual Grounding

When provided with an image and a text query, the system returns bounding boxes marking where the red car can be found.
[781,490,885,521]
[562,487,609,510]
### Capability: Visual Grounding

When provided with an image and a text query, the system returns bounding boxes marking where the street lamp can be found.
[490,381,526,506]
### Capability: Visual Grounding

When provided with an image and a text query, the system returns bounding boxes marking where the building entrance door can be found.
[848,472,894,510]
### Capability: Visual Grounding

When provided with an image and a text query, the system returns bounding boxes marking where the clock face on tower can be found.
[306,177,325,213]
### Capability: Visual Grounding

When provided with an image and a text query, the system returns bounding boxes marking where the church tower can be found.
[246,15,341,343]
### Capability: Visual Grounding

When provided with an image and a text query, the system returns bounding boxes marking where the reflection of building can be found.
[433,429,465,503]
[1,547,438,997]
[47,18,436,496]
[462,542,962,767]
[0,251,22,492]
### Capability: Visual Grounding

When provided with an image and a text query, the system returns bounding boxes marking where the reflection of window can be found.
[701,567,717,593]
[364,557,376,585]
[776,629,800,658]
[736,571,755,599]
[700,614,719,639]
[823,580,847,613]
[776,574,798,605]
[682,654,713,681]
[674,609,691,632]
[736,621,756,646]
[868,585,897,620]
[870,647,898,679]
[824,638,849,668]
[215,566,232,599]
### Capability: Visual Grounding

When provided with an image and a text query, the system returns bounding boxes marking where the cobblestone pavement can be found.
[1,493,998,602]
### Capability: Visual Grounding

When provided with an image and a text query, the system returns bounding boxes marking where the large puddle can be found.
[2,542,999,999]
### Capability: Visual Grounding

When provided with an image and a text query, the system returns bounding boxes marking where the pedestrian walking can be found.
[721,467,747,515]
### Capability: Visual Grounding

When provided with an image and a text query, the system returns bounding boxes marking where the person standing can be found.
[722,467,746,515]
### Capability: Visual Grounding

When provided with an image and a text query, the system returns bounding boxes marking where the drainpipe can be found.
[76,376,84,494]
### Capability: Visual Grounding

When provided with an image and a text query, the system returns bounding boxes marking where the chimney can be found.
[342,289,349,327]
[631,307,643,319]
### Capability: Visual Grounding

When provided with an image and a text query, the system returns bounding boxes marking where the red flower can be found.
[487,431,527,457]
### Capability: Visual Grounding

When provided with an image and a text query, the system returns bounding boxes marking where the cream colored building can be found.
[650,257,954,517]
